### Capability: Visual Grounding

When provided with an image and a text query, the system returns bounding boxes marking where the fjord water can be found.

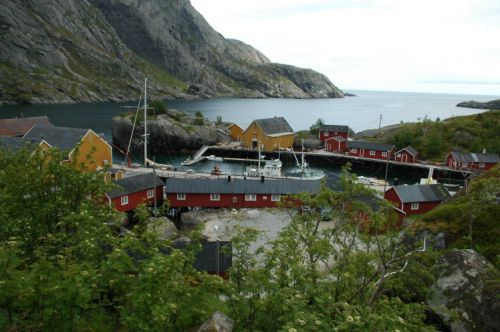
[1,90,496,177]
[1,90,495,139]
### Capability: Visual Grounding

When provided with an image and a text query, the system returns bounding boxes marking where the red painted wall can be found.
[348,148,393,160]
[319,131,348,142]
[111,186,164,212]
[325,139,347,152]
[384,187,443,217]
[167,193,285,209]
[395,150,416,163]
[446,154,496,171]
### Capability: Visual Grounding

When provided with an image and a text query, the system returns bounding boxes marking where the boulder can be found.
[146,216,178,240]
[181,210,208,229]
[427,249,500,332]
[196,311,234,332]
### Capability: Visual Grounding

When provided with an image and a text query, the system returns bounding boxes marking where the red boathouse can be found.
[319,125,350,142]
[325,136,348,153]
[394,146,419,163]
[446,151,499,171]
[106,173,164,212]
[165,177,321,209]
[347,141,395,160]
[384,184,450,220]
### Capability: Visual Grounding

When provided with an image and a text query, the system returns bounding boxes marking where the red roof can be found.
[0,116,54,136]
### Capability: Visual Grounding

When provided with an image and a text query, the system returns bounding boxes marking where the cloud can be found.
[190,0,500,95]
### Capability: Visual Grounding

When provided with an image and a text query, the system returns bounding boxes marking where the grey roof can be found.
[396,145,418,156]
[450,151,500,164]
[348,140,395,151]
[320,125,349,133]
[253,117,293,135]
[0,136,43,152]
[165,177,321,195]
[325,135,347,142]
[392,184,450,203]
[107,173,164,198]
[0,116,54,136]
[24,125,89,152]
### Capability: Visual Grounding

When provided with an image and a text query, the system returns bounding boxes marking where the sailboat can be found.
[285,140,325,180]
[244,142,283,178]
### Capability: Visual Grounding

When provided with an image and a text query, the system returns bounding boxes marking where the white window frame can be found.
[271,194,281,202]
[245,194,257,201]
[324,132,329,137]
[147,189,154,198]
[210,193,220,201]
[479,163,485,168]
[461,162,468,167]
[177,193,186,200]
[120,196,128,206]
[411,202,419,210]
[351,148,357,153]
[369,150,376,156]
[381,151,388,157]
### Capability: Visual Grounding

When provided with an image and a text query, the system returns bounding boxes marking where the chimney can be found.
[261,175,265,183]
[227,175,232,182]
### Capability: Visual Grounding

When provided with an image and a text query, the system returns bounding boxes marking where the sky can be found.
[190,0,500,96]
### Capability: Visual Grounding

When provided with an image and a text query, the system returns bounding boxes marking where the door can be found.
[360,149,364,157]
[402,154,407,163]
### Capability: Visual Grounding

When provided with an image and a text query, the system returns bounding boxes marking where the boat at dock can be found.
[206,155,224,162]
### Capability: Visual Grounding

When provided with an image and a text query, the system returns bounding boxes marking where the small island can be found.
[456,99,500,110]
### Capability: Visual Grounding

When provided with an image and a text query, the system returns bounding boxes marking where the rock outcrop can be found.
[112,109,231,153]
[427,249,500,332]
[196,311,234,332]
[456,99,500,110]
[0,0,344,104]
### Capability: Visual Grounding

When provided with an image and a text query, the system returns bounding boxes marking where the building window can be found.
[210,193,220,201]
[245,194,257,201]
[324,132,329,137]
[147,189,154,198]
[271,194,281,202]
[351,148,357,153]
[397,153,401,158]
[461,163,468,167]
[120,196,128,205]
[479,163,485,168]
[382,152,388,157]
[369,150,376,156]
[411,202,419,210]
[177,193,186,200]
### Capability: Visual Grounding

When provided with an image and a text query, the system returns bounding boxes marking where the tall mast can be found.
[144,77,148,167]
[257,142,261,171]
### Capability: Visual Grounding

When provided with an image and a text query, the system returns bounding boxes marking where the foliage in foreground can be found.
[416,165,500,268]
[0,149,437,331]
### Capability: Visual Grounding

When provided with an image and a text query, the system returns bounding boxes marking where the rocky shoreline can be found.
[456,99,500,110]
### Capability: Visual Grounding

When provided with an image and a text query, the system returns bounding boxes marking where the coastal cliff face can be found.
[0,0,343,104]
[112,109,231,154]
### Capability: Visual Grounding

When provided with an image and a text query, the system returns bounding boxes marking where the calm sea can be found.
[1,89,497,181]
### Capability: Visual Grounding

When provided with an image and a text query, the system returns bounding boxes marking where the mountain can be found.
[0,0,344,104]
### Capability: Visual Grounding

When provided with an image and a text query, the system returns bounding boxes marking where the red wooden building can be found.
[165,177,321,209]
[325,136,347,153]
[446,151,499,171]
[384,184,450,220]
[347,141,395,160]
[319,125,349,142]
[394,146,419,163]
[106,173,164,212]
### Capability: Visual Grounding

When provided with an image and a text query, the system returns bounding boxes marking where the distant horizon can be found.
[342,88,500,98]
[191,0,500,96]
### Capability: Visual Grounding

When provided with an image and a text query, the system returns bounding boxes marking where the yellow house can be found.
[24,125,112,171]
[242,117,294,151]
[227,123,244,141]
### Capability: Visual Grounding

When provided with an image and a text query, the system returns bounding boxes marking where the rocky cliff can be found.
[456,99,500,110]
[112,109,231,154]
[0,0,344,104]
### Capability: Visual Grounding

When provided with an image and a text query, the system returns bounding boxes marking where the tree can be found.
[309,118,325,135]
[149,99,167,115]
[224,168,435,331]
[0,148,222,330]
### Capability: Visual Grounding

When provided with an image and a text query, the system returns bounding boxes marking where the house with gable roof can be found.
[0,116,54,137]
[319,124,350,142]
[394,146,419,163]
[106,173,164,212]
[446,151,499,171]
[384,184,450,219]
[24,125,112,171]
[347,141,396,160]
[242,116,294,151]
[0,136,52,154]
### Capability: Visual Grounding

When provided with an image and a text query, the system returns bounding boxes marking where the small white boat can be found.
[206,155,224,162]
